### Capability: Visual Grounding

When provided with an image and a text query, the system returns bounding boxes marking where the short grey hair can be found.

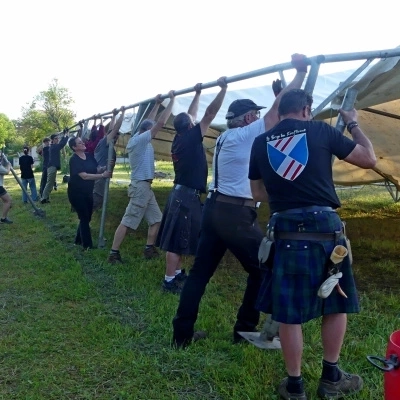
[139,119,156,133]
[226,114,247,129]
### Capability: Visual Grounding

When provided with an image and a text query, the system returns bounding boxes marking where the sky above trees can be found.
[1,0,399,123]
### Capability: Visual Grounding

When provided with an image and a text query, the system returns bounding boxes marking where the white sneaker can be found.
[265,336,281,350]
[237,331,282,350]
[318,272,343,298]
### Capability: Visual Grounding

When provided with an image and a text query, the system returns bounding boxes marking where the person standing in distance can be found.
[19,146,39,203]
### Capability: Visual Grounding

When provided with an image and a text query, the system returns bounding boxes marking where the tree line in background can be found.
[0,79,76,155]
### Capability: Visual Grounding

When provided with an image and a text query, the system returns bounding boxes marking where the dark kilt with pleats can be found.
[257,210,360,324]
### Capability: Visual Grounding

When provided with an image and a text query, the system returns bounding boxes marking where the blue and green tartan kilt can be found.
[256,211,360,324]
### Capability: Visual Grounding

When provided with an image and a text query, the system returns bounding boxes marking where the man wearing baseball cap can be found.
[172,54,309,350]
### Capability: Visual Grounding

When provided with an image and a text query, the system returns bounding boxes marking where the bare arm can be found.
[264,54,308,130]
[147,94,163,121]
[339,108,376,168]
[250,179,269,202]
[199,77,228,136]
[91,115,98,131]
[108,109,118,133]
[78,170,112,181]
[150,91,175,139]
[107,107,125,144]
[187,83,202,120]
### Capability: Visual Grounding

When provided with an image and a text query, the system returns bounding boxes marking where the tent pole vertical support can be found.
[304,58,322,95]
[97,140,115,248]
[331,87,358,166]
[335,87,359,133]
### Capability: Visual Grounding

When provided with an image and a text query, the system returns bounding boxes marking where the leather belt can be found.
[275,231,337,241]
[207,192,256,208]
[273,206,335,215]
[174,184,201,196]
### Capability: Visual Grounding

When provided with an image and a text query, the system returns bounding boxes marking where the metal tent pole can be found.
[335,87,359,133]
[71,48,400,129]
[97,139,117,248]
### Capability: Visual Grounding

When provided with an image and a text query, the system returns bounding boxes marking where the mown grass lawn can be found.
[0,163,399,399]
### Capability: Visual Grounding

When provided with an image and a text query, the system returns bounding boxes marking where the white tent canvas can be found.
[117,51,400,190]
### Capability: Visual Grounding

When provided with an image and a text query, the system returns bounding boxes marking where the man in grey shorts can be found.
[108,91,175,263]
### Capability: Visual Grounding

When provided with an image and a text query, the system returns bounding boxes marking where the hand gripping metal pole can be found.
[331,87,358,167]
[9,166,45,218]
[335,87,359,133]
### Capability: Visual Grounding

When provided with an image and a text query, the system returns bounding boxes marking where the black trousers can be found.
[68,191,94,249]
[172,196,264,345]
[39,168,48,197]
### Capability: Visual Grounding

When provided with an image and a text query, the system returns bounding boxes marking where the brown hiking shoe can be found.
[108,252,123,264]
[278,378,307,400]
[317,370,363,399]
[143,246,160,259]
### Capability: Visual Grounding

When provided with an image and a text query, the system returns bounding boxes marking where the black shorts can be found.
[0,186,7,197]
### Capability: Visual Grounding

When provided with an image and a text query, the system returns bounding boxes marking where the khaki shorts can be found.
[121,180,162,230]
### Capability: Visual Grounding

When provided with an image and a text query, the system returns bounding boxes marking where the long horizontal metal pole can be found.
[73,47,400,127]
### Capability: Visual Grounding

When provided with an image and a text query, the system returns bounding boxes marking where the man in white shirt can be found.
[172,54,308,349]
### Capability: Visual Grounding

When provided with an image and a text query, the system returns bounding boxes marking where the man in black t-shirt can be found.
[41,130,69,203]
[249,89,376,400]
[19,147,38,202]
[155,77,227,294]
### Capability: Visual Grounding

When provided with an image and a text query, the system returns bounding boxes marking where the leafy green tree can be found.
[0,113,16,148]
[18,79,76,146]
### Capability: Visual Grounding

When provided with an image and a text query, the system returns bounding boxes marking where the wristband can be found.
[346,121,359,134]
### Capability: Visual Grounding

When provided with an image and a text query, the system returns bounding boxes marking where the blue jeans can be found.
[22,178,38,202]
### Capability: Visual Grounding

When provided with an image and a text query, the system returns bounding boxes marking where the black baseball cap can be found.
[225,99,266,120]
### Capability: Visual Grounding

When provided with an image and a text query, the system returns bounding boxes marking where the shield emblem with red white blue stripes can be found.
[267,133,308,180]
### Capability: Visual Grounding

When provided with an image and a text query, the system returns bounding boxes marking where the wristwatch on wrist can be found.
[346,121,359,134]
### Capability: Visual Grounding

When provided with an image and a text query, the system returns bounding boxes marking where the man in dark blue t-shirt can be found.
[155,77,227,294]
[249,89,376,400]
[41,130,69,203]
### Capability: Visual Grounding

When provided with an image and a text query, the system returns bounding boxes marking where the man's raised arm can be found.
[199,77,228,136]
[340,108,376,169]
[107,107,125,145]
[150,91,175,139]
[264,54,308,130]
[147,94,163,121]
[187,83,202,120]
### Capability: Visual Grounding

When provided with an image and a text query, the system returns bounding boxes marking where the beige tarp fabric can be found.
[329,105,400,188]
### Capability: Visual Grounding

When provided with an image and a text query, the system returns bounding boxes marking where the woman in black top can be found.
[68,137,111,249]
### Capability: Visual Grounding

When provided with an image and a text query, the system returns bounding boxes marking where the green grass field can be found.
[1,163,399,399]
